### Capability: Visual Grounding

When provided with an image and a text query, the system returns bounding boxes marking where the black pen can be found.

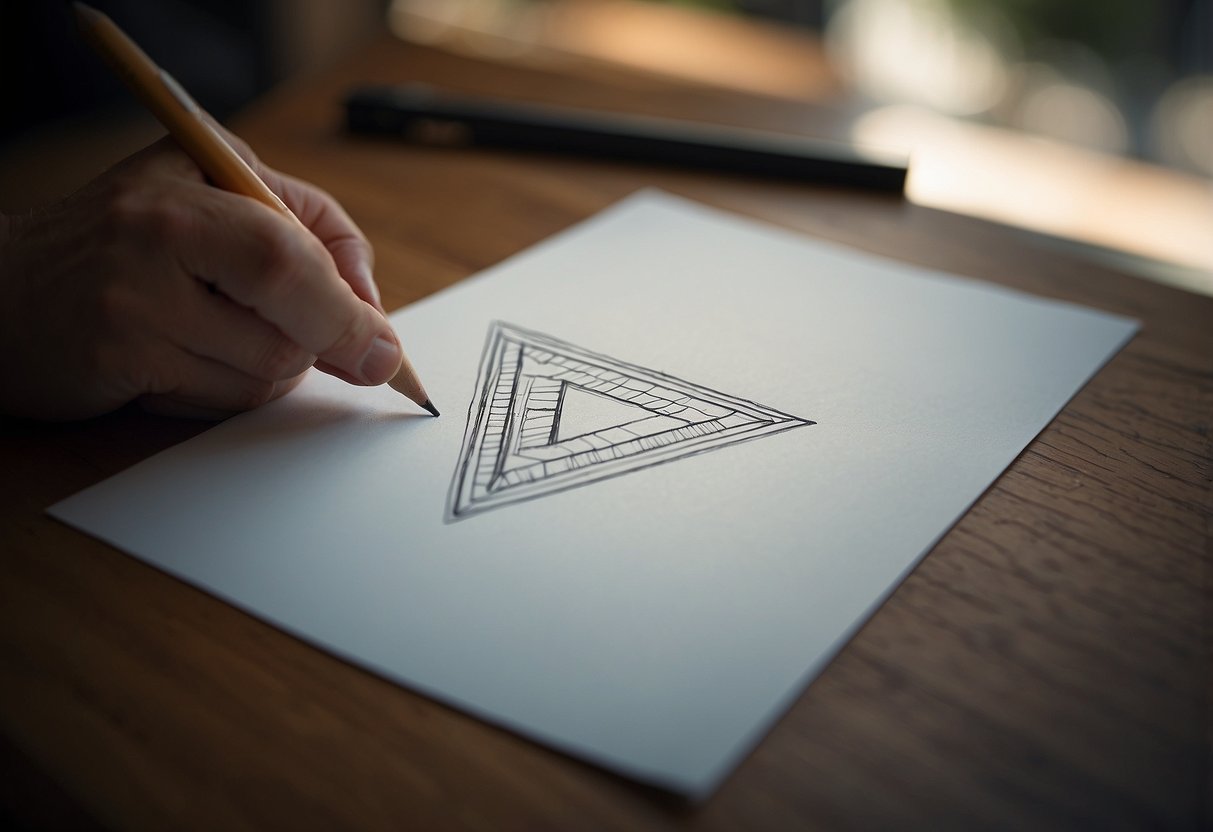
[345,84,908,193]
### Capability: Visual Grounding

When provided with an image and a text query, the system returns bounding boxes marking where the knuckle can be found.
[94,278,140,333]
[351,235,374,266]
[255,335,311,380]
[322,306,371,358]
[145,196,193,241]
[101,179,147,232]
[254,223,308,298]
[275,372,307,398]
[308,182,334,203]
[104,183,192,242]
[223,130,258,166]
[136,351,182,396]
[235,379,277,411]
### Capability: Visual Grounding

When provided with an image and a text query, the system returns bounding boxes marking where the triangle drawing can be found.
[445,321,815,521]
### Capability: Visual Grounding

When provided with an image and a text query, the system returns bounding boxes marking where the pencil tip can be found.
[422,399,440,417]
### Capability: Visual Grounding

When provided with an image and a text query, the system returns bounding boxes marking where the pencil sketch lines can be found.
[445,322,814,521]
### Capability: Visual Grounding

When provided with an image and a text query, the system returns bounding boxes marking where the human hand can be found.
[0,131,399,420]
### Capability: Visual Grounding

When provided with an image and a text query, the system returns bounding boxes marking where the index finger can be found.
[209,121,384,312]
[275,172,383,312]
[176,182,402,386]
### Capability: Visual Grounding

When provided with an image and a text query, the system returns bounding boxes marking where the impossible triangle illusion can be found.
[446,322,814,521]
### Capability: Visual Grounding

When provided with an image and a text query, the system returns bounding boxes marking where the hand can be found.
[0,131,400,420]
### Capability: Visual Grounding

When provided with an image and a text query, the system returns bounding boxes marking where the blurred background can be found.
[2,0,1209,290]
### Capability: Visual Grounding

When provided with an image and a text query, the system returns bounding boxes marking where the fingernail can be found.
[359,335,402,384]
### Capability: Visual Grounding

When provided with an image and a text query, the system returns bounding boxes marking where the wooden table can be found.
[2,35,1209,831]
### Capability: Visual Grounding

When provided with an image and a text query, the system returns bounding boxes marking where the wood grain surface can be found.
[1,36,1209,831]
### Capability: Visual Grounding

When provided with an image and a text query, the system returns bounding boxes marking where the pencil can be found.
[72,2,438,417]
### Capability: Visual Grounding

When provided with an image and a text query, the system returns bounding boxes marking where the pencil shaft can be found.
[74,4,290,218]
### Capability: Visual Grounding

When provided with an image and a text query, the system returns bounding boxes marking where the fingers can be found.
[275,173,382,311]
[5,133,362,422]
[116,135,385,380]
[174,182,402,386]
[94,131,393,413]
[173,279,316,382]
[208,121,384,311]
[138,347,307,420]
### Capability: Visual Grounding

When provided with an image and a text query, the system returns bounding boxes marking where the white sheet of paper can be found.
[50,191,1138,796]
